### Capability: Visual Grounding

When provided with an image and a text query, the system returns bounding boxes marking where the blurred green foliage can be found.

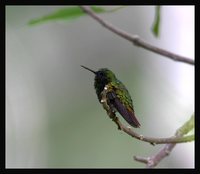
[28,6,108,25]
[152,6,161,37]
[28,5,161,38]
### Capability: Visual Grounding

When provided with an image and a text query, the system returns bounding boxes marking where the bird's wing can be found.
[107,91,140,128]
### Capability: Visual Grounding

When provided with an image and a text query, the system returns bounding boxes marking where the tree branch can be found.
[117,120,194,144]
[101,85,194,145]
[80,6,194,65]
[80,6,194,167]
[134,114,194,168]
[101,85,194,167]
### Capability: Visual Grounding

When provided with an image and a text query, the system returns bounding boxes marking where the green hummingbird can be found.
[81,65,140,128]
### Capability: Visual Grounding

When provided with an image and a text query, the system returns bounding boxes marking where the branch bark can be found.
[134,114,194,168]
[80,6,194,65]
[101,85,194,145]
[101,85,194,168]
[80,6,195,167]
[117,120,194,144]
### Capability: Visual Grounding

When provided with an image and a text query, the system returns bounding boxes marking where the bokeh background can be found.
[6,6,194,168]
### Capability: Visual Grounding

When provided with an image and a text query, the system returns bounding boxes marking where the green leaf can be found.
[28,6,107,26]
[152,6,161,37]
[176,114,194,136]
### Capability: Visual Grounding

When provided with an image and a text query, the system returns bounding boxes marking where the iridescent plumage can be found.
[81,66,140,128]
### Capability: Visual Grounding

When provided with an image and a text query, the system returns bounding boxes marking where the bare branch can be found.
[101,85,194,145]
[134,143,177,168]
[134,114,194,168]
[101,85,194,167]
[117,120,194,144]
[80,6,194,167]
[80,6,194,65]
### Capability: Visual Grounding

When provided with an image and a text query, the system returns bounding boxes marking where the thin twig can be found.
[80,6,194,65]
[80,6,194,167]
[101,85,194,167]
[101,85,194,145]
[134,114,194,168]
[134,143,177,168]
[117,120,194,144]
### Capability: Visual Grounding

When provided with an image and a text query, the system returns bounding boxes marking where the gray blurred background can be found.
[6,6,194,168]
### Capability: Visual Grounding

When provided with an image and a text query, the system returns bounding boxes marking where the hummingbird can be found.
[81,65,140,128]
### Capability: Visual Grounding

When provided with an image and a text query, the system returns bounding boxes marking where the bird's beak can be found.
[81,65,97,74]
